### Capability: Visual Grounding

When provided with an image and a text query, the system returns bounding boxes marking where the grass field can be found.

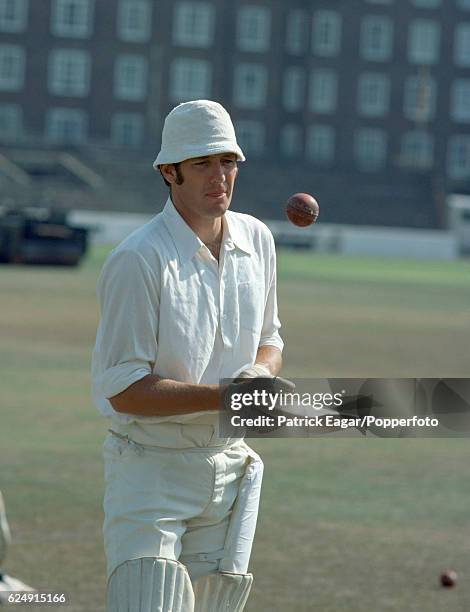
[0,246,469,611]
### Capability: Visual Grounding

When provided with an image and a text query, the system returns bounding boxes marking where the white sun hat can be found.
[153,100,245,168]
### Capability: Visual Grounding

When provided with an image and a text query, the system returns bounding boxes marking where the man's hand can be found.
[234,363,273,380]
[224,373,296,414]
[222,374,296,433]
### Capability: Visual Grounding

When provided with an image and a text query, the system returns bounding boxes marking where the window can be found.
[233,63,267,109]
[237,6,270,52]
[48,49,90,97]
[451,79,470,123]
[309,69,337,114]
[280,124,302,159]
[117,0,152,43]
[454,23,470,67]
[114,54,147,101]
[360,15,393,62]
[411,0,441,7]
[0,45,25,91]
[0,0,28,32]
[408,19,440,64]
[447,135,470,179]
[111,113,144,148]
[286,10,307,55]
[403,74,436,122]
[0,103,22,141]
[235,120,265,156]
[173,2,214,48]
[283,67,305,112]
[46,107,87,144]
[400,131,434,169]
[354,128,387,170]
[306,125,335,165]
[51,0,93,38]
[312,10,341,57]
[170,58,211,101]
[357,73,390,117]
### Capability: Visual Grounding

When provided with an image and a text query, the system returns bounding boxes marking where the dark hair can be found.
[159,163,184,189]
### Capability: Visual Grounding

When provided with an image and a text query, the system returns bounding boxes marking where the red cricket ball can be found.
[286,193,319,227]
[440,569,458,588]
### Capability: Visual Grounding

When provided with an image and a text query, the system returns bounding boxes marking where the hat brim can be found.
[153,143,245,168]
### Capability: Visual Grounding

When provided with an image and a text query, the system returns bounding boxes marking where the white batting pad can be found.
[193,572,253,612]
[107,557,195,612]
[0,491,11,568]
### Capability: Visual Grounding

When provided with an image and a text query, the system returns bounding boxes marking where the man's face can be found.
[160,152,239,224]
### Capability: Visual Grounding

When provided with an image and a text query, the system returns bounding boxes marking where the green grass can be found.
[0,247,469,611]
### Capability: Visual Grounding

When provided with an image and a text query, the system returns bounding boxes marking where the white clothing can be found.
[153,99,245,166]
[91,197,283,425]
[103,428,262,581]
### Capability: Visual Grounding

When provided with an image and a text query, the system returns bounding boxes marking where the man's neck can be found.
[171,197,224,245]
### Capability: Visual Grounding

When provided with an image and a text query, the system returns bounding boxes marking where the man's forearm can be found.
[254,346,282,376]
[109,375,224,417]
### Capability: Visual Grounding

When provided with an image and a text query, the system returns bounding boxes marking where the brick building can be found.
[0,0,469,227]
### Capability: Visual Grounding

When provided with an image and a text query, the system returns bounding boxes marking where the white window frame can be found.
[114,54,148,101]
[306,124,335,165]
[111,112,144,148]
[309,69,337,114]
[408,19,440,65]
[0,103,22,141]
[45,107,88,144]
[234,120,265,156]
[403,74,436,122]
[0,44,25,91]
[0,0,28,32]
[117,0,152,43]
[454,23,470,67]
[280,124,302,159]
[283,67,305,112]
[237,5,271,53]
[48,49,90,97]
[233,63,268,109]
[286,9,307,55]
[447,135,470,180]
[360,15,394,62]
[173,1,214,48]
[170,58,211,102]
[312,10,341,57]
[357,73,390,117]
[451,79,470,124]
[400,130,434,169]
[51,0,94,38]
[355,128,387,171]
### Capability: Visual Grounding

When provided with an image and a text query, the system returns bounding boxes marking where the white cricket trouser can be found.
[103,420,262,582]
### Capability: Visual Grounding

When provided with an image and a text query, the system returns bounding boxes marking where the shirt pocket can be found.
[238,280,264,334]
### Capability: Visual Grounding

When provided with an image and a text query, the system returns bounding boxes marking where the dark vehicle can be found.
[0,207,89,266]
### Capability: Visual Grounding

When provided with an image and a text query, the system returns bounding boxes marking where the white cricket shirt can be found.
[91,197,283,424]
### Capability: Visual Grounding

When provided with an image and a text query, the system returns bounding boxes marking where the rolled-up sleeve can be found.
[94,249,160,399]
[259,232,284,352]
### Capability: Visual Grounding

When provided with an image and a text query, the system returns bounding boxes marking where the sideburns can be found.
[174,163,184,185]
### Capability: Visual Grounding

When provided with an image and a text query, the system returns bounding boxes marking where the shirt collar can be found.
[161,197,204,265]
[223,211,253,256]
[161,197,253,265]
